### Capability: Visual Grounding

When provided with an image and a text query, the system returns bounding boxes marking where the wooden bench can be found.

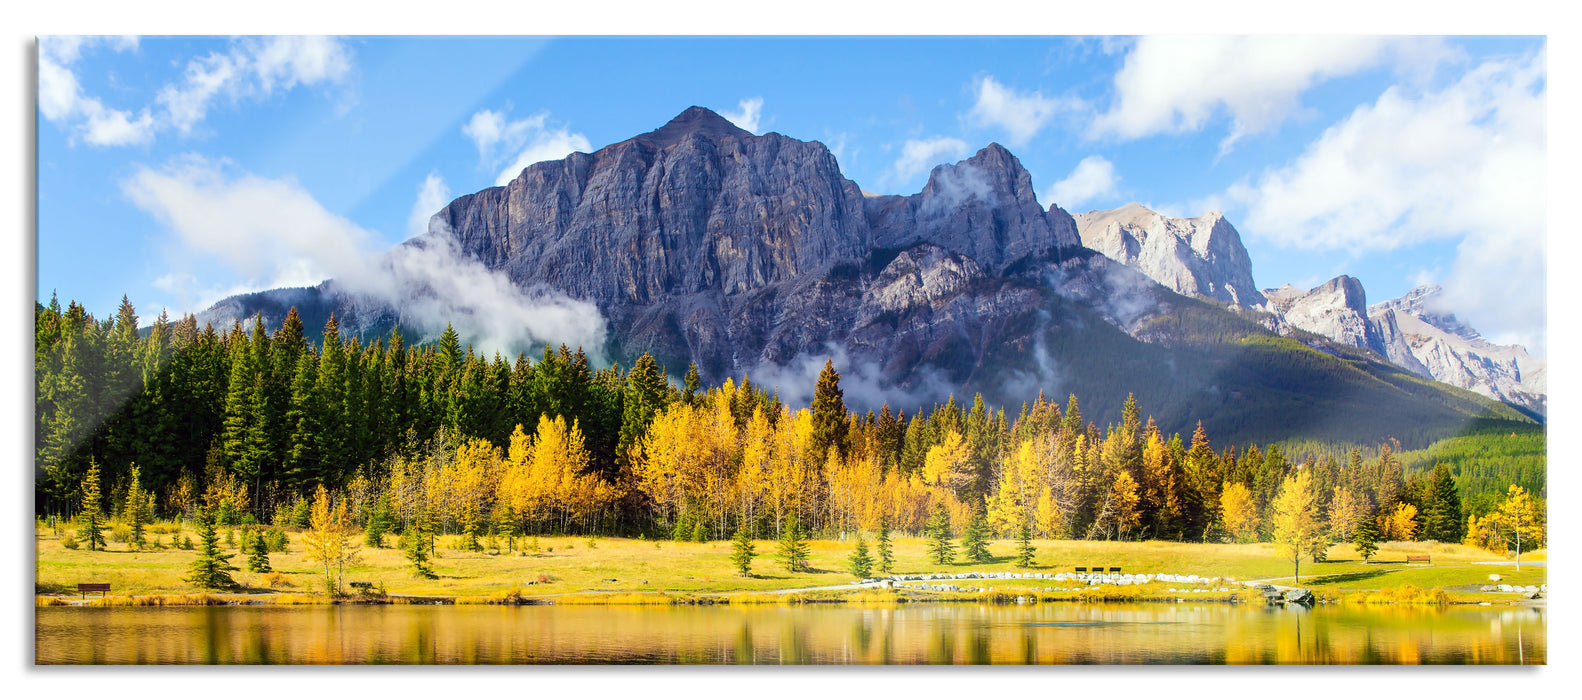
[1074,567,1086,573]
[1109,567,1122,573]
[1405,555,1431,564]
[77,583,110,599]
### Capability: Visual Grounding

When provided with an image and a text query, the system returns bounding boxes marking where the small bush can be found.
[36,596,69,607]
[109,524,133,543]
[180,535,194,550]
[61,534,79,550]
[263,528,288,553]
[264,572,292,588]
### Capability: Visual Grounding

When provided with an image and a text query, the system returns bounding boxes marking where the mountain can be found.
[197,106,1531,446]
[1073,203,1264,308]
[1262,276,1386,356]
[1369,286,1546,418]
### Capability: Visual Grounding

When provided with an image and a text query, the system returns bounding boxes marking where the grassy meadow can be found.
[35,519,1543,604]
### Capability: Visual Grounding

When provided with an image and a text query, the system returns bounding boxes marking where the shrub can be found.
[61,534,79,550]
[109,523,133,543]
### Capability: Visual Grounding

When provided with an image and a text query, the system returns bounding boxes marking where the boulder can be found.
[1282,589,1315,605]
[1523,590,1542,600]
[1489,574,1502,582]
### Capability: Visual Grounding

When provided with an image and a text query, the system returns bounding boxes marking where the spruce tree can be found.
[1353,515,1380,564]
[185,506,238,590]
[76,460,106,551]
[778,515,810,573]
[875,518,894,573]
[962,507,991,563]
[927,504,955,566]
[810,359,848,460]
[123,464,151,550]
[247,529,272,573]
[847,534,873,578]
[682,362,701,406]
[1015,521,1036,568]
[691,518,708,543]
[364,493,393,548]
[1424,463,1464,543]
[731,523,757,576]
[404,523,436,579]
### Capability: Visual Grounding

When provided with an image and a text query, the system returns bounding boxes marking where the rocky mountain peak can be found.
[633,106,754,148]
[1369,284,1482,342]
[1072,203,1263,308]
[1261,275,1383,354]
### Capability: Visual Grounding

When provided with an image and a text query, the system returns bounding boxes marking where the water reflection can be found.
[35,602,1544,665]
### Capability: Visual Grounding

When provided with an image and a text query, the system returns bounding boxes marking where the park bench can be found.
[348,581,374,593]
[77,583,110,599]
[1109,567,1122,573]
[1074,567,1086,573]
[1405,555,1431,564]
[1090,565,1104,572]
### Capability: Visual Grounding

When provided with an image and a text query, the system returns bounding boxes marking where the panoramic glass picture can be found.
[33,35,1546,665]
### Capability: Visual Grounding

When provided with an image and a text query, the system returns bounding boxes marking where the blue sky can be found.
[36,35,1547,354]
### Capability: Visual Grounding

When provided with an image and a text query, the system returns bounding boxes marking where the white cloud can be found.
[721,97,764,134]
[1090,36,1458,150]
[462,108,592,186]
[407,172,452,238]
[38,36,154,146]
[1045,155,1120,210]
[39,35,353,147]
[1226,51,1546,355]
[965,76,1082,146]
[126,156,607,356]
[890,136,968,184]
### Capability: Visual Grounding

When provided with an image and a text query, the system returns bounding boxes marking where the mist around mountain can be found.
[197,107,1535,446]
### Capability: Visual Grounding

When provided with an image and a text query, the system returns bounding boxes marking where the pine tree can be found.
[76,460,106,551]
[810,358,848,460]
[691,518,708,543]
[962,507,991,563]
[778,515,810,573]
[403,523,436,579]
[364,493,393,548]
[123,464,151,550]
[875,518,894,573]
[731,523,757,576]
[1423,463,1464,543]
[847,534,874,578]
[1015,521,1036,568]
[247,529,272,573]
[185,506,238,590]
[1353,515,1380,564]
[927,503,955,566]
[682,362,701,406]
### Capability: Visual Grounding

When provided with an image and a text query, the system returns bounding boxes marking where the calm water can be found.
[35,602,1544,665]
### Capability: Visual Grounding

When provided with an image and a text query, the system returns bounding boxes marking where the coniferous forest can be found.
[35,296,1544,551]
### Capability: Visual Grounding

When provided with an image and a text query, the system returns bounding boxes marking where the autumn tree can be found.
[123,464,152,549]
[1219,482,1258,543]
[1491,485,1545,570]
[76,460,106,551]
[1270,470,1324,583]
[302,485,362,596]
[1327,486,1364,541]
[1379,503,1418,542]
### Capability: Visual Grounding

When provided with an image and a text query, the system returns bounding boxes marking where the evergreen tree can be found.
[810,358,848,460]
[962,506,991,563]
[1015,521,1036,568]
[691,518,708,543]
[777,515,810,573]
[847,534,874,578]
[682,362,701,406]
[1353,515,1380,564]
[926,503,955,566]
[76,460,106,551]
[403,523,436,579]
[364,493,393,548]
[1423,463,1464,543]
[185,506,238,590]
[123,464,151,549]
[875,518,894,573]
[731,523,757,576]
[247,529,272,573]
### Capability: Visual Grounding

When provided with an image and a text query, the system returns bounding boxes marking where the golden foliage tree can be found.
[1270,470,1324,583]
[1327,486,1364,541]
[302,484,362,596]
[1219,482,1258,543]
[1379,502,1418,542]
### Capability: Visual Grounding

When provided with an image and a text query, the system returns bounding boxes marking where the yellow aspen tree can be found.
[1380,502,1418,542]
[1270,469,1324,583]
[923,431,973,498]
[1108,469,1142,540]
[302,484,362,596]
[1327,486,1364,541]
[736,407,774,530]
[1220,482,1259,543]
[1492,485,1545,570]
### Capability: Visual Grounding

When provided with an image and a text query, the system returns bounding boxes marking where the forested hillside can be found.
[36,297,1540,551]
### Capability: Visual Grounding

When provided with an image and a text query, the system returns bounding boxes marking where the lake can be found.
[35,601,1544,665]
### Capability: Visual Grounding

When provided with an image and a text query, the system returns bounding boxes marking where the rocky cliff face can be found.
[1073,203,1264,308]
[1262,276,1385,354]
[1369,286,1546,417]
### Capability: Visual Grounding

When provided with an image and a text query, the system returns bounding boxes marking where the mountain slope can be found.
[198,107,1531,447]
[1073,203,1263,308]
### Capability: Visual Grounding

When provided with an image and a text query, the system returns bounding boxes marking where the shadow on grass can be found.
[1301,570,1391,586]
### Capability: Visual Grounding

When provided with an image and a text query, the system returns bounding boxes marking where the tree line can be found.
[37,297,1543,555]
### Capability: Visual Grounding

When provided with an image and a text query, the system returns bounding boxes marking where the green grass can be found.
[36,520,1543,604]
